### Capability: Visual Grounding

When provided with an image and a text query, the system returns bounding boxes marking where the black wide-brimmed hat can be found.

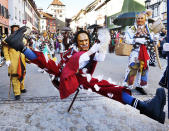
[5,26,27,51]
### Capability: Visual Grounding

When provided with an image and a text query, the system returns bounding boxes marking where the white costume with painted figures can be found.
[123,23,157,89]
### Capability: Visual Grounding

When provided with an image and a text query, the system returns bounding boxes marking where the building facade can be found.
[39,11,57,33]
[38,9,47,33]
[8,0,25,33]
[145,0,167,26]
[71,0,147,31]
[70,0,100,31]
[47,0,65,22]
[40,18,47,33]
[24,0,40,32]
[0,0,9,35]
[70,0,125,31]
[8,0,39,34]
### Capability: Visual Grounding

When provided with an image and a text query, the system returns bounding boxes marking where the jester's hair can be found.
[74,30,91,45]
[136,9,152,20]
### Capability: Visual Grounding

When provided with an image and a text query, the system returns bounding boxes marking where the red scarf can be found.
[138,45,150,69]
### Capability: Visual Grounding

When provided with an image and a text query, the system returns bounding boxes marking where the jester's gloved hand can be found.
[5,26,27,52]
[135,38,146,44]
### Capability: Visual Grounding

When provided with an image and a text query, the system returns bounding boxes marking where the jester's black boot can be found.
[5,26,27,52]
[159,67,168,89]
[134,88,166,124]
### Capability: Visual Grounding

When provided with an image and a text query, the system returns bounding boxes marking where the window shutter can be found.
[7,9,9,19]
[4,7,6,18]
[5,8,9,19]
[0,4,1,16]
[2,6,4,17]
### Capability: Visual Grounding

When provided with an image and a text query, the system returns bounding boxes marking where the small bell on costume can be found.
[140,61,144,72]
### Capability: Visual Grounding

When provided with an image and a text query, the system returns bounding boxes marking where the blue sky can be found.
[34,0,94,18]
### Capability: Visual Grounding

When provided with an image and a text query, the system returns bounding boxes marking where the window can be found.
[25,13,28,21]
[23,14,24,21]
[157,6,159,16]
[19,11,20,21]
[15,7,17,19]
[4,8,9,19]
[154,6,158,17]
[6,9,8,19]
[4,7,7,18]
[110,16,115,24]
[2,6,4,17]
[163,2,167,13]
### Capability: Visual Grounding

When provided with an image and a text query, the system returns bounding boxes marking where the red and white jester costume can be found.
[31,48,131,104]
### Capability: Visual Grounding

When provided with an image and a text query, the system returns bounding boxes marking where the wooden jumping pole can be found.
[8,66,12,100]
[67,89,80,112]
[154,44,162,69]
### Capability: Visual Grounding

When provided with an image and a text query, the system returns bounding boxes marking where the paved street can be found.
[0,53,168,131]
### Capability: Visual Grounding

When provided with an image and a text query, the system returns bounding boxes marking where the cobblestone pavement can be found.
[0,92,168,131]
[0,94,166,104]
[0,53,168,131]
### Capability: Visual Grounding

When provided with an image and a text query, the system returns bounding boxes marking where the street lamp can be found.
[145,0,151,9]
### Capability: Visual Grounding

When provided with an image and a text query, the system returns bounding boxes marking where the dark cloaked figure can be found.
[159,28,167,59]
[63,32,69,50]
